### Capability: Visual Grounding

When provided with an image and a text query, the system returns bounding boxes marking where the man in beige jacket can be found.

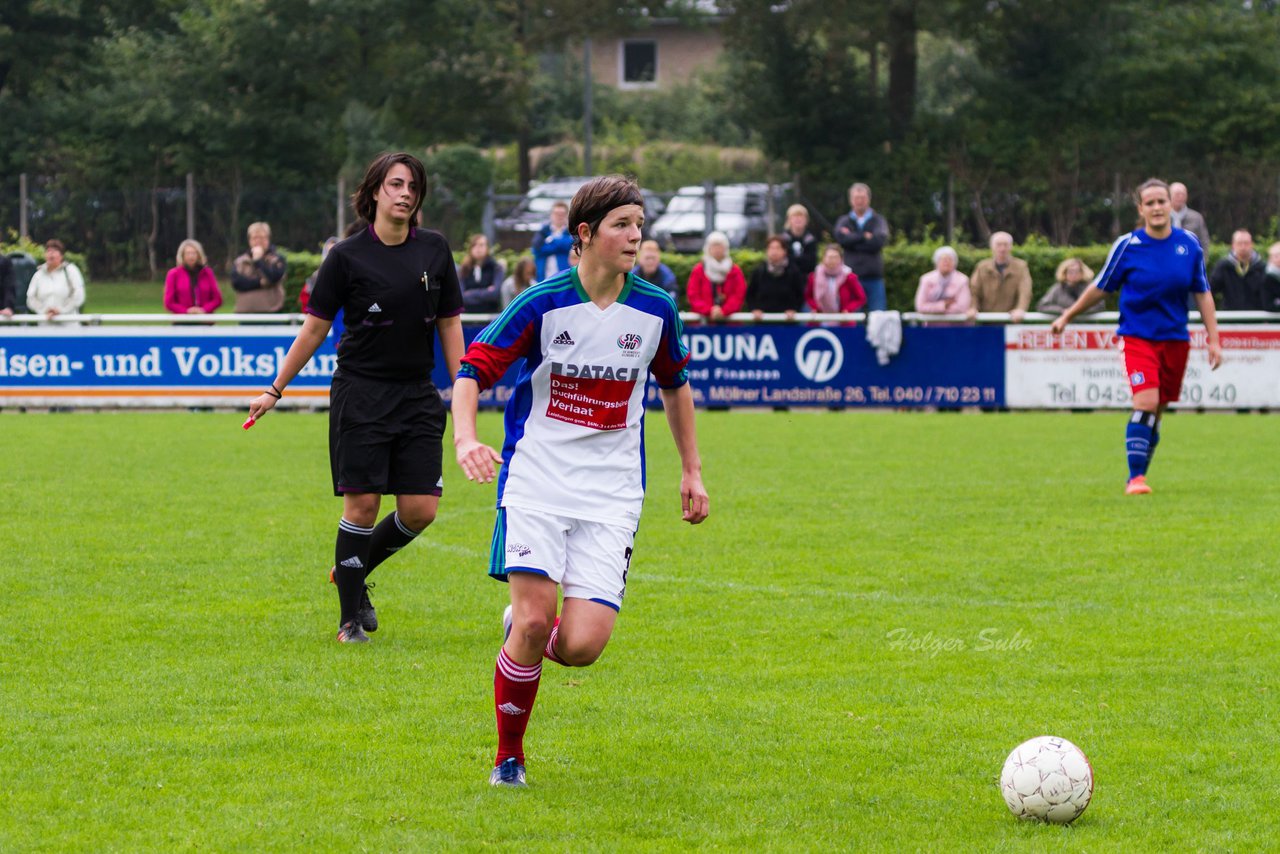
[967,231,1032,322]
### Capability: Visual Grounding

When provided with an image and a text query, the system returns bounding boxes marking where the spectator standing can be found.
[967,231,1032,321]
[806,243,866,317]
[914,246,971,317]
[26,239,85,320]
[500,257,537,308]
[833,183,889,311]
[1169,182,1210,249]
[746,235,804,320]
[783,204,820,279]
[458,234,506,313]
[1037,258,1100,317]
[231,222,287,313]
[0,253,15,317]
[1264,242,1280,313]
[686,231,745,322]
[163,239,223,315]
[1209,229,1266,311]
[531,200,573,282]
[633,239,678,303]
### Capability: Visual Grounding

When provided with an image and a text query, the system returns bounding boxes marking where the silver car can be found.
[649,183,782,253]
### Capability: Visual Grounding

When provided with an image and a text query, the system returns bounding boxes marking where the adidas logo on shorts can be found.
[552,330,574,346]
[340,556,365,569]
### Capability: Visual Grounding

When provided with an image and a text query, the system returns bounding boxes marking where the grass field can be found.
[3,410,1276,851]
[81,280,233,315]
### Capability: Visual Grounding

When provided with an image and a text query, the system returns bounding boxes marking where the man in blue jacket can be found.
[532,200,574,282]
[834,183,890,312]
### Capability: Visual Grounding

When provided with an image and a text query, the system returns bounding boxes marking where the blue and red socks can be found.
[495,648,541,766]
[1126,410,1158,480]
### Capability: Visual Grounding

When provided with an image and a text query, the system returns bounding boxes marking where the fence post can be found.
[583,37,594,177]
[702,180,716,244]
[186,172,195,240]
[946,171,955,244]
[336,175,347,238]
[19,173,29,240]
[482,182,496,244]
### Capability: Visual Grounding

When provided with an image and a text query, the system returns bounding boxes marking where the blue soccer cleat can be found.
[489,757,527,788]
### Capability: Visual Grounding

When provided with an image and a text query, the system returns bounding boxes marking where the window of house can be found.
[621,40,657,88]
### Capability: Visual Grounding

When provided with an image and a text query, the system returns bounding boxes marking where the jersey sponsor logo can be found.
[794,329,844,383]
[550,361,642,382]
[368,302,382,312]
[498,702,528,715]
[340,556,365,569]
[617,332,642,351]
[547,371,635,430]
[552,330,575,346]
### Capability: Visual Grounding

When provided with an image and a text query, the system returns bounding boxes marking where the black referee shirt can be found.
[307,226,464,382]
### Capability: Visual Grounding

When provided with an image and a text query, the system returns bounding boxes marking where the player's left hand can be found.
[680,473,709,525]
[1208,341,1223,370]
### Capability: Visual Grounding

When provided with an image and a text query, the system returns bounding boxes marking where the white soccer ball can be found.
[999,735,1094,824]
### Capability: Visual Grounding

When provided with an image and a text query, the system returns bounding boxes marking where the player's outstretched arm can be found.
[660,384,709,525]
[1193,291,1223,370]
[247,314,332,421]
[452,376,502,483]
[1050,286,1107,335]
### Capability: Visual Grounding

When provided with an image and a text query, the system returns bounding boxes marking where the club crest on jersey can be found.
[552,361,642,381]
[1176,244,1188,255]
[1130,371,1145,386]
[617,332,642,350]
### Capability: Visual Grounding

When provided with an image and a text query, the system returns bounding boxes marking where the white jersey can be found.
[458,268,690,526]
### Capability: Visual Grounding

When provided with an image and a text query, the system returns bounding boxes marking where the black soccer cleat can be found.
[337,619,370,644]
[358,582,378,633]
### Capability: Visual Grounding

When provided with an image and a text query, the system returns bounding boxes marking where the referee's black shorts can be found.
[328,373,446,497]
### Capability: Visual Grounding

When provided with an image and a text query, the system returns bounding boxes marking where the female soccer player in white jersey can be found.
[1051,178,1222,494]
[452,175,710,787]
[247,152,466,642]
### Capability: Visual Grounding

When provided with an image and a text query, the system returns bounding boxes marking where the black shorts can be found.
[328,373,446,496]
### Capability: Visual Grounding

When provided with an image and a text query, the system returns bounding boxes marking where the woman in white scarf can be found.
[686,231,745,322]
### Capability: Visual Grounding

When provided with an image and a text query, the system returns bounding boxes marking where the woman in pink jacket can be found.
[686,231,745,322]
[164,239,223,315]
[914,245,971,317]
[806,243,867,318]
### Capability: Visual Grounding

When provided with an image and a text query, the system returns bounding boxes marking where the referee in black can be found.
[248,152,466,643]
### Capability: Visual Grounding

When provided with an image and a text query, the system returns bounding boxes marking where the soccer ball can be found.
[999,736,1094,824]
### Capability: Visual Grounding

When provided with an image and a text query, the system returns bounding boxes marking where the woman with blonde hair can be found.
[164,239,223,315]
[1037,257,1099,317]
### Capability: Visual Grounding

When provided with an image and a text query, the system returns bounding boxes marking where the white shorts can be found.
[488,507,635,611]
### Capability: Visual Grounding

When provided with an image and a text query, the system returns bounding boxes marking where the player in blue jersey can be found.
[452,175,709,787]
[1051,178,1223,494]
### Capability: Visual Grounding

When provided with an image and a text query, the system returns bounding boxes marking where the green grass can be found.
[84,280,237,314]
[2,410,1276,851]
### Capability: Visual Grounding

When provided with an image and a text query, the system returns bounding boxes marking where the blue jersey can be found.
[1093,227,1208,341]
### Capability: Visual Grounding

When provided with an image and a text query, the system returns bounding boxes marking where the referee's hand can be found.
[456,439,503,483]
[247,392,278,422]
